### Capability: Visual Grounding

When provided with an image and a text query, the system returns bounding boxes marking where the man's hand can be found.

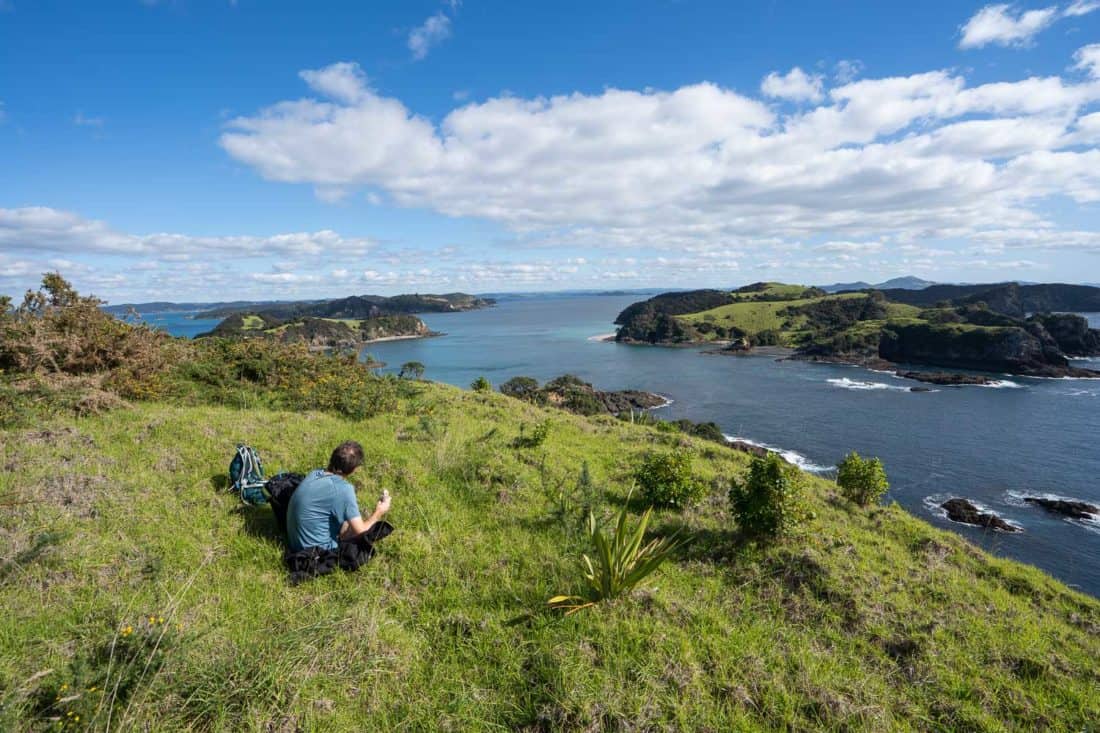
[341,490,392,540]
[374,489,392,517]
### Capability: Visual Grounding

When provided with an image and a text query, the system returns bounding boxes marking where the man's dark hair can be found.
[327,440,364,475]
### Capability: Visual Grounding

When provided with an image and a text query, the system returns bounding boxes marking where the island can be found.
[195,292,493,350]
[613,281,1100,378]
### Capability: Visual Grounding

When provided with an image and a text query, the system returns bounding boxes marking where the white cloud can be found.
[1075,43,1100,78]
[0,206,377,257]
[833,59,864,84]
[408,12,452,60]
[73,111,104,127]
[815,241,884,254]
[959,4,1059,49]
[299,61,369,104]
[1064,0,1100,16]
[219,60,1100,259]
[761,67,824,102]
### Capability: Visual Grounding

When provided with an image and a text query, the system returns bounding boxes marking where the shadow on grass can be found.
[0,531,66,583]
[232,505,284,547]
[209,473,229,491]
[648,520,757,565]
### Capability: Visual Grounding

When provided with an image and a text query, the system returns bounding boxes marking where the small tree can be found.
[471,376,492,393]
[399,361,425,380]
[729,453,810,538]
[499,376,543,403]
[836,451,889,506]
[634,452,704,509]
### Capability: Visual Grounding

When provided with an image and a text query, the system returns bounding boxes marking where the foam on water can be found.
[827,377,913,392]
[724,435,833,473]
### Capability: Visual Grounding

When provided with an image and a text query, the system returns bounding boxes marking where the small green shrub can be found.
[399,361,425,380]
[512,419,551,448]
[836,451,889,506]
[549,497,681,614]
[471,376,492,393]
[634,452,704,509]
[729,453,811,538]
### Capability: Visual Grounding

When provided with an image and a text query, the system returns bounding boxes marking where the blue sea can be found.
[147,297,1100,596]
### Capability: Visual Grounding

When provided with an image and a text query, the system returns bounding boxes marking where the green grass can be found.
[2,385,1099,731]
[729,283,811,301]
[680,293,866,344]
[239,315,265,331]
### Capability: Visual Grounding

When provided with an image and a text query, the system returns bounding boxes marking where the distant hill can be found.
[819,276,936,293]
[879,282,1100,316]
[101,299,302,315]
[195,292,493,320]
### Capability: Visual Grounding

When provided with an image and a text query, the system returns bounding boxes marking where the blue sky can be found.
[1,1,1099,302]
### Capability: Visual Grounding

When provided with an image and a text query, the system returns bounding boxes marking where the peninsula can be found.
[614,281,1100,379]
[196,292,493,350]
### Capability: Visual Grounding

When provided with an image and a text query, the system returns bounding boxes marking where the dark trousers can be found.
[284,521,394,584]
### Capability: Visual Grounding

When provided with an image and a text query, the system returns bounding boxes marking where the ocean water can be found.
[128,310,223,338]
[153,299,1100,596]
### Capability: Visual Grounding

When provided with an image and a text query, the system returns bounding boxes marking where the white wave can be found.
[827,377,912,392]
[923,494,1024,530]
[1060,388,1099,397]
[648,396,674,409]
[983,379,1023,389]
[587,332,617,342]
[723,434,833,473]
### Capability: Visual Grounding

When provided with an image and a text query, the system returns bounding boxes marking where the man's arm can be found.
[339,491,391,540]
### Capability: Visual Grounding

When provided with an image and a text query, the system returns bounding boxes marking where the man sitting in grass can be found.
[284,440,393,580]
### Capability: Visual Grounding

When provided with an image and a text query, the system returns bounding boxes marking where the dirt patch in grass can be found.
[20,426,95,447]
[25,474,107,518]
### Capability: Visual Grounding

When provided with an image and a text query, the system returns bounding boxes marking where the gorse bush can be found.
[729,453,811,538]
[0,274,409,422]
[549,497,680,614]
[471,376,492,393]
[836,451,889,506]
[633,451,704,509]
[1,273,176,395]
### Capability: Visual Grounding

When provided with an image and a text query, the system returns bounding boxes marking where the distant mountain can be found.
[818,276,935,293]
[876,276,937,290]
[818,281,873,293]
[102,299,310,315]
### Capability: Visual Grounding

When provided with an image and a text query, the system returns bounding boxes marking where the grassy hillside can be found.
[680,293,867,344]
[3,386,1100,731]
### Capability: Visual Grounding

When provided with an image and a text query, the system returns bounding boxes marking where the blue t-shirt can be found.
[286,469,361,552]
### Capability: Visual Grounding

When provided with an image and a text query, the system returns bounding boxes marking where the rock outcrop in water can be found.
[940,498,1021,532]
[501,374,666,416]
[896,371,997,386]
[1023,497,1100,520]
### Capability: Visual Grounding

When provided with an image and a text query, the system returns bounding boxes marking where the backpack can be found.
[265,472,305,536]
[229,444,267,506]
